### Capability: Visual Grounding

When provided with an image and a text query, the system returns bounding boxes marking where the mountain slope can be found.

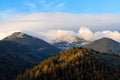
[0,41,41,80]
[16,47,120,80]
[82,38,120,54]
[0,32,61,80]
[3,32,61,57]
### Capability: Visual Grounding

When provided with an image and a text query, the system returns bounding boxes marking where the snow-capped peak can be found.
[52,35,88,50]
[52,35,85,43]
[13,32,24,38]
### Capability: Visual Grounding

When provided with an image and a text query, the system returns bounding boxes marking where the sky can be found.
[1,0,120,14]
[0,0,120,42]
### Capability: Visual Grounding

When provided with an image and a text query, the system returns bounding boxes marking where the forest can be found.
[16,47,120,80]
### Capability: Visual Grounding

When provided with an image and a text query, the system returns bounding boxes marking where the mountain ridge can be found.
[82,37,120,54]
[16,47,120,80]
[0,32,61,80]
[52,35,88,50]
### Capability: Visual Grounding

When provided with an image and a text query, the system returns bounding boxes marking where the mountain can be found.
[0,41,40,80]
[16,47,120,80]
[82,37,120,54]
[3,32,61,57]
[0,32,61,80]
[52,35,88,50]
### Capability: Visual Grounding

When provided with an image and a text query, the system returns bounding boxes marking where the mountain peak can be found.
[98,37,115,41]
[52,36,88,50]
[3,32,26,39]
[10,32,25,38]
[83,37,120,54]
[0,32,61,80]
[52,35,85,43]
[3,32,47,46]
[3,31,60,52]
[3,32,37,41]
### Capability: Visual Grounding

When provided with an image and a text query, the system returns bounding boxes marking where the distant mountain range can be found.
[16,47,120,80]
[83,38,120,54]
[0,32,60,80]
[1,32,120,80]
[52,35,88,50]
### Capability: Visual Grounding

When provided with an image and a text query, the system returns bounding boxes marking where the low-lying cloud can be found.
[0,27,120,43]
[37,27,120,43]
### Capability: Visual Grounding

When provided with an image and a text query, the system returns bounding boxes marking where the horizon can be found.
[1,27,120,43]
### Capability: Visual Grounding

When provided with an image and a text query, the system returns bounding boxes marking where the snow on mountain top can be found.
[12,32,25,38]
[52,35,85,43]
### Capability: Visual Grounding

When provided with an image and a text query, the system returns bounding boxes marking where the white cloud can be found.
[78,27,120,42]
[40,1,65,11]
[39,30,76,43]
[0,26,120,43]
[0,12,120,32]
[36,27,120,43]
[0,12,120,42]
[94,31,120,42]
[78,27,93,41]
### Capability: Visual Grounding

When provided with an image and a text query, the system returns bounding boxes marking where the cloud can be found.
[36,27,120,43]
[0,12,120,42]
[78,27,120,42]
[39,30,77,43]
[40,1,65,11]
[78,27,93,41]
[0,12,120,32]
[94,30,120,42]
[0,26,120,43]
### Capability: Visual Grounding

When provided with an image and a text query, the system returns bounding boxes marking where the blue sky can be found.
[0,0,120,14]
